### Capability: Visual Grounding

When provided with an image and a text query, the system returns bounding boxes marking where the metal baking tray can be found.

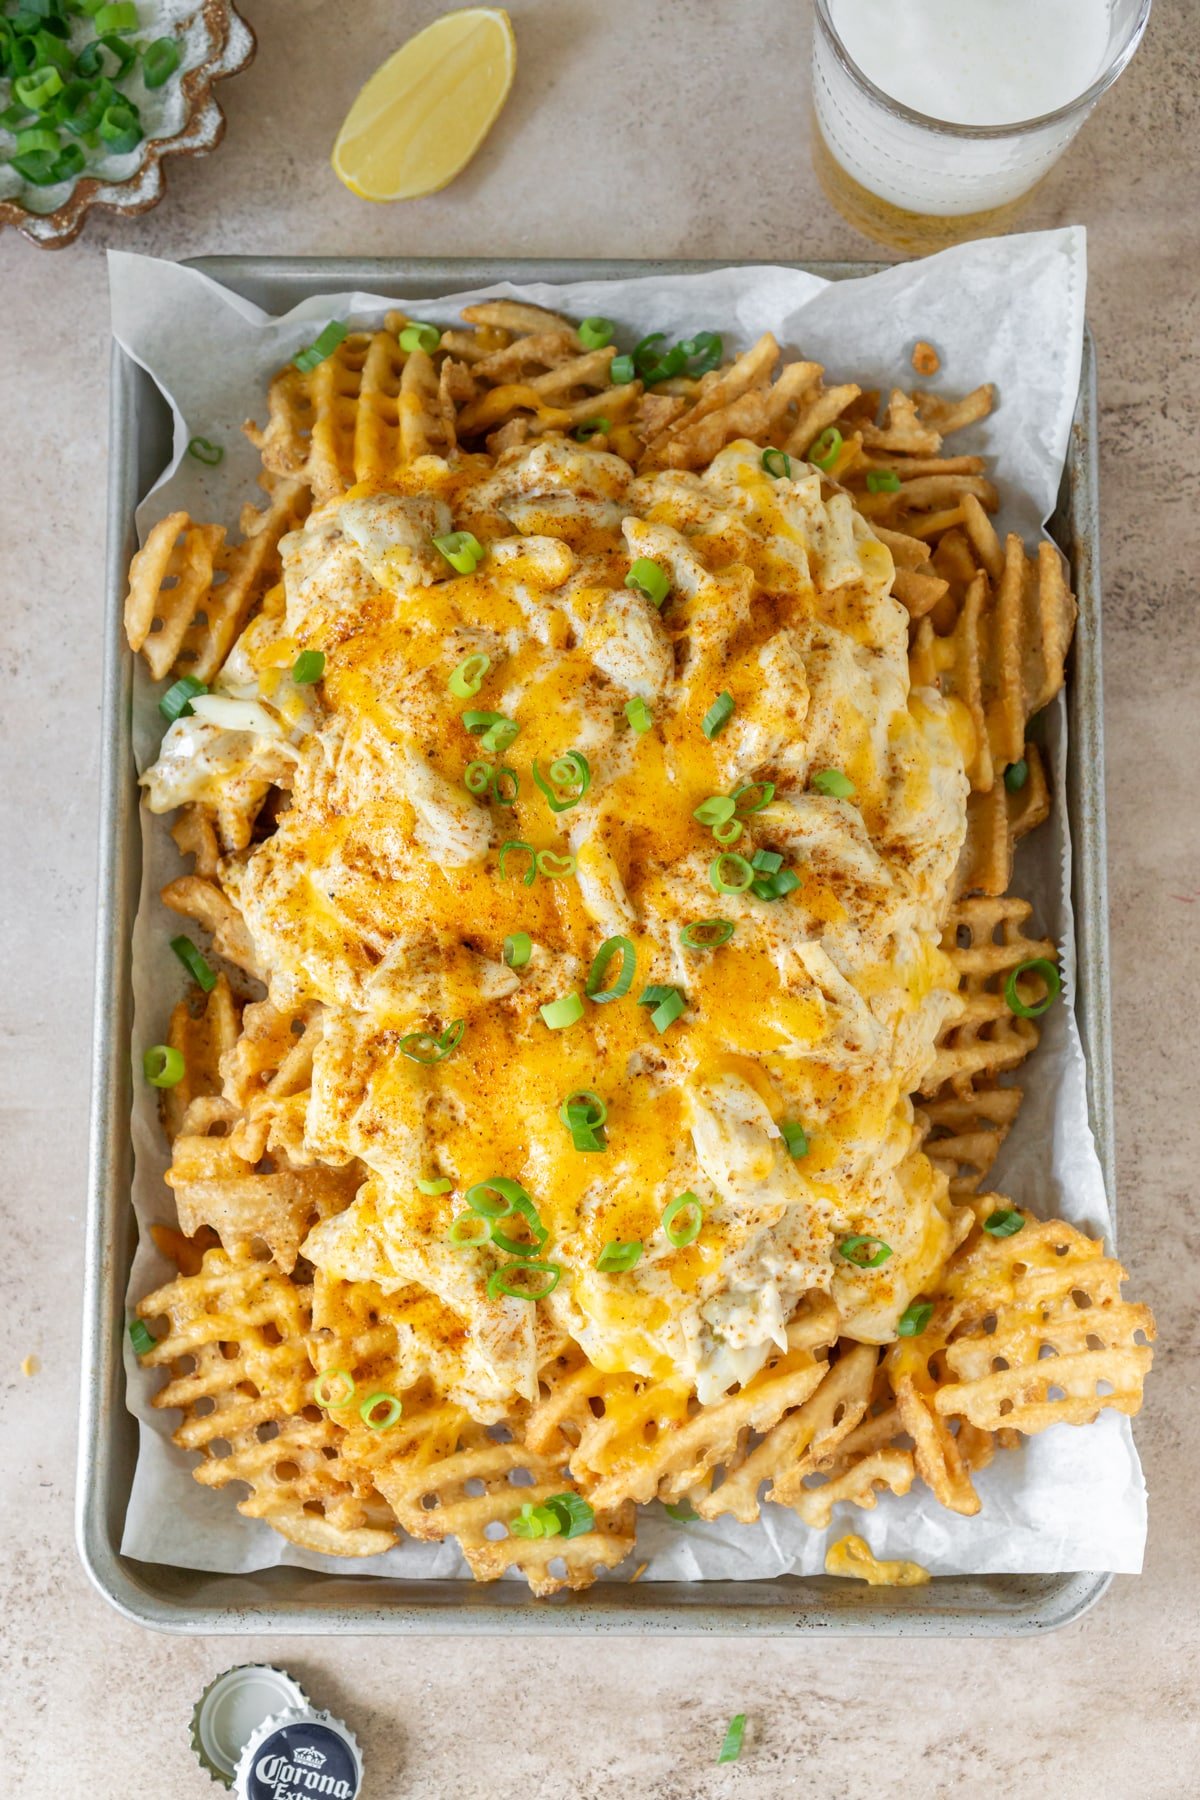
[78,257,1113,1635]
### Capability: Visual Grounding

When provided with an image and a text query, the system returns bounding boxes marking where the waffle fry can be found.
[137,1245,396,1555]
[123,298,1154,1594]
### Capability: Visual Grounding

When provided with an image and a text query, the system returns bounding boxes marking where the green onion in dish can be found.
[417,1176,452,1194]
[503,931,532,969]
[542,1492,595,1538]
[397,1019,465,1064]
[491,766,519,806]
[897,1299,933,1338]
[498,839,538,886]
[291,649,325,685]
[811,768,855,798]
[448,651,490,697]
[170,935,216,993]
[680,918,734,951]
[509,1502,555,1539]
[293,321,348,373]
[625,695,653,734]
[710,852,753,895]
[701,691,735,739]
[717,1715,746,1765]
[733,780,775,814]
[761,448,791,478]
[186,436,223,466]
[838,1234,893,1269]
[711,817,742,847]
[610,353,636,385]
[540,993,584,1030]
[807,426,843,471]
[574,417,610,441]
[596,1239,642,1273]
[1004,959,1060,1019]
[158,674,206,723]
[532,750,591,812]
[359,1392,403,1430]
[447,1213,490,1250]
[399,321,440,352]
[464,758,493,797]
[983,1208,1025,1238]
[578,316,615,350]
[865,468,902,494]
[535,849,576,879]
[463,709,519,754]
[662,1191,703,1248]
[586,934,636,1003]
[663,1499,699,1522]
[487,1260,561,1301]
[95,3,138,29]
[693,794,737,829]
[751,848,783,874]
[1004,759,1029,792]
[313,1368,355,1409]
[433,529,485,574]
[625,557,671,608]
[680,330,723,375]
[465,1176,536,1220]
[750,867,800,901]
[559,1089,608,1129]
[128,1318,154,1357]
[637,984,685,1032]
[142,1044,184,1088]
[488,1190,550,1256]
[779,1120,809,1158]
[142,36,181,89]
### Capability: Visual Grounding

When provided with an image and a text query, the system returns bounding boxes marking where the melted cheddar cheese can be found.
[144,439,970,1410]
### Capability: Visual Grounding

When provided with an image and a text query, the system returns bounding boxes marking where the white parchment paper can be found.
[110,228,1148,1579]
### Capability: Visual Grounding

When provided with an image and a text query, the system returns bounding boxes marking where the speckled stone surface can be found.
[2,2,1197,1793]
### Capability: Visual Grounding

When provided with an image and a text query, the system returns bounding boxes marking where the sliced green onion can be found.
[158,673,207,724]
[578,315,614,350]
[573,417,610,441]
[733,780,775,814]
[718,1715,746,1766]
[399,321,441,353]
[313,1368,355,1409]
[535,849,576,879]
[838,1234,893,1269]
[95,2,138,29]
[751,868,800,901]
[465,1176,533,1220]
[762,448,791,479]
[640,344,688,384]
[710,852,753,895]
[541,993,584,1031]
[542,1491,595,1538]
[532,749,590,812]
[489,1191,550,1256]
[449,651,490,697]
[359,1392,403,1430]
[1004,958,1061,1019]
[1004,759,1029,792]
[701,691,735,739]
[662,1191,703,1248]
[610,353,636,385]
[15,122,59,153]
[487,1260,561,1301]
[693,794,736,829]
[128,1318,155,1356]
[560,1089,607,1129]
[983,1208,1025,1238]
[186,435,223,466]
[170,935,216,993]
[812,768,855,798]
[751,848,783,874]
[14,68,61,109]
[779,1120,809,1158]
[586,935,635,1004]
[807,426,843,471]
[569,1124,606,1154]
[465,759,493,797]
[463,709,519,754]
[681,330,723,375]
[680,918,734,950]
[499,839,538,886]
[433,530,485,574]
[638,984,685,1032]
[597,1239,642,1273]
[897,1299,933,1337]
[503,931,532,969]
[625,557,671,608]
[417,1176,452,1195]
[712,817,742,847]
[491,766,519,805]
[448,1213,490,1249]
[292,649,325,685]
[866,468,902,494]
[632,332,666,372]
[509,1501,556,1539]
[293,320,348,373]
[664,1499,699,1522]
[397,1019,465,1064]
[142,35,181,88]
[625,696,653,734]
[142,1044,184,1088]
[75,34,135,77]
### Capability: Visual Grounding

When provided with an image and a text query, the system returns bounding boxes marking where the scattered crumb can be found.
[629,1561,649,1584]
[911,339,941,377]
[21,1355,39,1377]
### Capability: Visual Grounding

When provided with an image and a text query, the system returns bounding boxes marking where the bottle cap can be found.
[190,1665,310,1788]
[234,1706,364,1800]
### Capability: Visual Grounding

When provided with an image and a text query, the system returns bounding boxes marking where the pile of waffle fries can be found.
[126,302,1153,1592]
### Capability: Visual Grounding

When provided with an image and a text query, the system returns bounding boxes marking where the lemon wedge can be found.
[332,8,517,203]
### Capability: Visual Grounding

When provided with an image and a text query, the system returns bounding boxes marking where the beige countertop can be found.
[2,2,1197,1793]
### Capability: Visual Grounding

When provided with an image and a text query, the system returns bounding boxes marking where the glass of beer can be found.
[812,0,1152,254]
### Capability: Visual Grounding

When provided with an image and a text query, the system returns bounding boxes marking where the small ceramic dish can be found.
[0,0,254,249]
